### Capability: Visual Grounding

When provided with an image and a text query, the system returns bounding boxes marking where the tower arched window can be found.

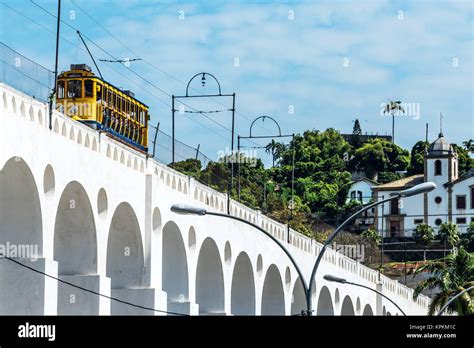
[434,160,442,176]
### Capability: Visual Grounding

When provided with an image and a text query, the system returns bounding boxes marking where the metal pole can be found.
[171,95,175,166]
[152,122,160,158]
[228,93,235,215]
[345,281,406,315]
[237,135,241,201]
[392,113,395,143]
[195,144,200,160]
[77,31,103,79]
[307,195,398,315]
[381,195,385,272]
[49,0,61,130]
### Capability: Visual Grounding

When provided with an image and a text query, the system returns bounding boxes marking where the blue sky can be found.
[1,0,473,166]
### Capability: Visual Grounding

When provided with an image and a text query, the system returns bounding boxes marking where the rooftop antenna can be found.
[425,123,428,142]
[439,112,443,137]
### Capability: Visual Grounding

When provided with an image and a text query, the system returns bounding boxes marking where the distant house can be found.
[346,178,378,231]
[346,178,377,205]
[373,133,474,238]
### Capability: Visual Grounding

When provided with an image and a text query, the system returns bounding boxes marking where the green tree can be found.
[265,139,286,167]
[413,248,474,315]
[413,224,435,261]
[452,143,474,176]
[361,228,381,245]
[350,138,409,180]
[383,100,404,143]
[407,140,430,175]
[438,222,460,251]
[462,139,474,152]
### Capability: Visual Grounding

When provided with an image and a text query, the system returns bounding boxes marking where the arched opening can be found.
[291,278,307,315]
[43,164,55,197]
[0,157,43,314]
[106,202,144,288]
[0,157,42,254]
[261,264,285,315]
[341,296,355,315]
[162,221,188,302]
[231,252,255,315]
[435,159,442,176]
[317,286,334,315]
[54,181,97,274]
[195,238,225,314]
[363,304,374,315]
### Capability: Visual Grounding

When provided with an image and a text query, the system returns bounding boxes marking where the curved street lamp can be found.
[437,285,474,316]
[323,274,406,316]
[171,181,436,315]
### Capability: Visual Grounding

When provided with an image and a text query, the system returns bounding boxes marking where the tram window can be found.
[67,80,82,98]
[85,80,94,97]
[96,84,102,101]
[108,90,112,106]
[57,81,65,99]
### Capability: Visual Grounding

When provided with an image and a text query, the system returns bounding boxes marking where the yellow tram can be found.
[56,64,149,152]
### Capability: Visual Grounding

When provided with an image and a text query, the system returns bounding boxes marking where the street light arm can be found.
[437,285,474,316]
[345,281,406,316]
[307,195,397,305]
[205,211,310,309]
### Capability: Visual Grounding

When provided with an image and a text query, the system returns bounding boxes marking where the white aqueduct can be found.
[0,83,430,315]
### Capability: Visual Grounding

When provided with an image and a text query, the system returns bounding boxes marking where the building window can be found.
[350,191,356,200]
[456,217,466,225]
[357,191,363,202]
[435,218,442,226]
[456,195,466,210]
[414,219,423,224]
[471,187,474,209]
[434,196,442,204]
[434,160,442,176]
[390,198,399,215]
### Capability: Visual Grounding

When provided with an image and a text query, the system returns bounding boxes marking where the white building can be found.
[346,178,377,230]
[373,133,473,237]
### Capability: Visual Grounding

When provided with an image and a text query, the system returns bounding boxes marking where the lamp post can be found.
[171,181,435,315]
[323,274,406,316]
[437,285,474,316]
[307,182,436,315]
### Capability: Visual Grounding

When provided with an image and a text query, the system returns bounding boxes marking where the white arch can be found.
[106,202,144,288]
[231,252,255,315]
[362,304,374,315]
[162,221,189,302]
[341,295,355,315]
[0,157,43,254]
[0,157,43,314]
[195,238,225,314]
[316,286,334,315]
[261,264,285,315]
[53,181,97,274]
[291,277,307,315]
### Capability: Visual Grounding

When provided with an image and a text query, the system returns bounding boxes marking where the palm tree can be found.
[413,247,474,315]
[438,222,460,258]
[413,223,435,261]
[265,140,286,167]
[383,100,404,144]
